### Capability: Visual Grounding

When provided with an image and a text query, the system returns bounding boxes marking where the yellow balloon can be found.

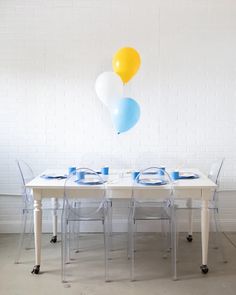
[112,47,141,84]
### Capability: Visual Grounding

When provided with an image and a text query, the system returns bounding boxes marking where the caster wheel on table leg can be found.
[186,235,193,242]
[31,265,40,274]
[200,264,209,274]
[50,236,57,243]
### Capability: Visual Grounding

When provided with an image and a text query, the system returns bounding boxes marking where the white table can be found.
[26,169,216,275]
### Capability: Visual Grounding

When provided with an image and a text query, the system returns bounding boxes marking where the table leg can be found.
[201,199,210,274]
[31,191,42,274]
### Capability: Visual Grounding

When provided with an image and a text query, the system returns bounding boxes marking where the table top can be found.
[26,168,217,190]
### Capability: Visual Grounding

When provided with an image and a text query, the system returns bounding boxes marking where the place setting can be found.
[130,168,200,186]
[170,170,199,181]
[131,167,168,186]
[74,166,109,185]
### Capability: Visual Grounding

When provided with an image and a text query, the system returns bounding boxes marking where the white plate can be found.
[138,178,166,185]
[41,173,67,179]
[180,173,195,177]
[76,178,105,185]
[179,172,199,179]
[141,178,162,184]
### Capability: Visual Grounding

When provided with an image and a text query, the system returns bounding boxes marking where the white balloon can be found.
[95,72,123,108]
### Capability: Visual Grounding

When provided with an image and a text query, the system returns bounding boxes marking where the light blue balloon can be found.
[112,97,141,134]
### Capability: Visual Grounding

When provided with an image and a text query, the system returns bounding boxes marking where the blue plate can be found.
[178,173,199,179]
[138,178,167,186]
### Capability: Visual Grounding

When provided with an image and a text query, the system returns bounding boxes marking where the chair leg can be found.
[61,218,68,283]
[25,211,34,250]
[130,219,135,281]
[213,209,227,263]
[15,211,28,264]
[161,219,166,240]
[134,222,138,252]
[210,209,218,249]
[127,208,137,256]
[74,220,80,253]
[73,201,81,253]
[127,209,132,259]
[187,199,193,242]
[103,218,110,282]
[108,200,113,258]
[171,208,177,280]
[50,198,58,243]
[67,222,73,262]
[161,219,170,258]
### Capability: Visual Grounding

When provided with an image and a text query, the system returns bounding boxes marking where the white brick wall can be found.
[0,0,236,232]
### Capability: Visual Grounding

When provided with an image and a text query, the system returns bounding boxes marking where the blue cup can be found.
[68,166,76,175]
[76,171,85,181]
[171,171,179,180]
[159,167,165,176]
[101,166,109,175]
[131,171,139,181]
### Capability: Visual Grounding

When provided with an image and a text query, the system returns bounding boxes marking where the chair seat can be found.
[133,206,170,221]
[175,199,217,210]
[67,206,105,221]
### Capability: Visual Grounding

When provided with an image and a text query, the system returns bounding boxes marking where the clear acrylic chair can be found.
[15,160,59,264]
[61,168,111,283]
[184,159,227,265]
[128,167,177,281]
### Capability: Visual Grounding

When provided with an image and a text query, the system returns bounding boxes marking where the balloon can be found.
[95,72,123,107]
[112,97,140,134]
[112,47,141,84]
